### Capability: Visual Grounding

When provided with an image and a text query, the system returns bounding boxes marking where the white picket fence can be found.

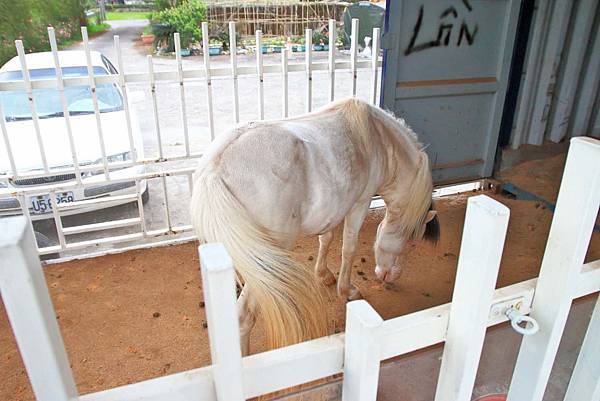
[0,19,381,258]
[0,136,598,401]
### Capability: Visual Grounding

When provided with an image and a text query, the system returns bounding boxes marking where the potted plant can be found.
[210,27,241,53]
[150,0,205,53]
[269,37,285,53]
[208,39,222,56]
[291,36,305,52]
[141,26,154,45]
[312,31,327,51]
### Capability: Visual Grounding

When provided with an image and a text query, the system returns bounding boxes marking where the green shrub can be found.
[151,0,207,51]
[86,22,110,36]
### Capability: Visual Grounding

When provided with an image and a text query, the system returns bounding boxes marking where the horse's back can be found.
[196,114,372,237]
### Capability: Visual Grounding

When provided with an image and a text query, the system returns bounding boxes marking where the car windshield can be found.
[0,66,123,121]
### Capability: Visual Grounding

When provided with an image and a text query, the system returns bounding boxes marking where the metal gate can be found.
[381,0,521,183]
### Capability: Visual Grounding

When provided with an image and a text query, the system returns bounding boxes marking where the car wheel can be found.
[34,231,60,260]
[142,188,150,204]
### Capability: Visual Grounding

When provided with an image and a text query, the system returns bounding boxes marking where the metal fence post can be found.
[507,137,600,401]
[434,195,510,401]
[0,216,78,401]
[342,300,384,401]
[199,243,244,401]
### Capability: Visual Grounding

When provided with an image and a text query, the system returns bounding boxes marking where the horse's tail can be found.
[190,171,328,349]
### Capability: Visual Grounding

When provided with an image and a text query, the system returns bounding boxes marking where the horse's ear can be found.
[425,210,437,223]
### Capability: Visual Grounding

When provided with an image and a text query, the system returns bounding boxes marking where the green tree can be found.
[0,0,86,65]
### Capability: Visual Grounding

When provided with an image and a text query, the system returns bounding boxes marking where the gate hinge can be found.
[380,32,397,50]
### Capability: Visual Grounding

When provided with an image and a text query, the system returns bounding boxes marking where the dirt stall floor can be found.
[2,152,599,401]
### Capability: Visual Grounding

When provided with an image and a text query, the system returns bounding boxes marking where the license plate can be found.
[31,192,75,214]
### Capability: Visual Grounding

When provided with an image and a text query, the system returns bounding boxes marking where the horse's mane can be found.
[323,99,433,241]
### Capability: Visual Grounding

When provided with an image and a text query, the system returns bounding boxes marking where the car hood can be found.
[0,111,135,173]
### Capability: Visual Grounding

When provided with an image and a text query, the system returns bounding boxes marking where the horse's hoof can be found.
[338,285,362,301]
[346,287,363,301]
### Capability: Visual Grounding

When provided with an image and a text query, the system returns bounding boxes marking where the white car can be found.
[0,50,148,220]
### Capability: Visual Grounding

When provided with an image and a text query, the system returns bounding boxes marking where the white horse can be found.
[191,98,439,354]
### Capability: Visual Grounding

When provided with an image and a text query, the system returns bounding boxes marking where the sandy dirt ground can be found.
[1,152,599,401]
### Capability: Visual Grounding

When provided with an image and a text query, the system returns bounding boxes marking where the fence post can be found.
[564,295,600,400]
[0,217,78,401]
[199,243,244,401]
[507,137,600,401]
[350,18,359,97]
[342,300,383,401]
[305,28,313,113]
[434,195,510,401]
[201,22,215,140]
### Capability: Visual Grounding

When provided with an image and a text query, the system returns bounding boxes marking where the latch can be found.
[490,297,539,336]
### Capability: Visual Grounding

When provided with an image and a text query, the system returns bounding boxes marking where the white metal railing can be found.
[1,137,598,401]
[0,19,382,258]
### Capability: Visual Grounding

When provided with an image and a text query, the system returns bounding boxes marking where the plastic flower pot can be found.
[179,48,191,57]
[292,45,299,52]
[313,44,324,51]
[323,44,329,51]
[297,45,306,52]
[474,395,507,401]
[141,34,155,45]
[261,45,269,54]
[208,46,222,56]
[272,45,283,53]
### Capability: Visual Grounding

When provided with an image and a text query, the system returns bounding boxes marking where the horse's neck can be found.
[377,134,419,197]
[372,113,423,220]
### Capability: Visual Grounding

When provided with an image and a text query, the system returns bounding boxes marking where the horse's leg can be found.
[315,230,336,286]
[237,284,256,356]
[338,201,370,301]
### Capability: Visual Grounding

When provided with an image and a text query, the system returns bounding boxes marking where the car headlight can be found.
[84,152,133,177]
[106,151,132,164]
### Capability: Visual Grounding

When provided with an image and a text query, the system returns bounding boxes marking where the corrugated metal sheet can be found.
[510,0,600,149]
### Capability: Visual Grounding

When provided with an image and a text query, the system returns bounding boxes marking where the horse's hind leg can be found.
[237,284,256,356]
[338,200,370,301]
[315,231,336,286]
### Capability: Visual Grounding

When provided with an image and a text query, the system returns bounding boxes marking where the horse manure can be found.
[356,270,365,276]
[384,283,395,290]
[360,257,366,263]
[421,292,432,298]
[362,276,368,281]
[308,255,314,261]
[334,328,341,334]
[152,312,161,318]
[202,321,208,329]
[199,301,205,308]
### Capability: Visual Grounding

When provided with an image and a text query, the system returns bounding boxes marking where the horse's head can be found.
[374,203,438,283]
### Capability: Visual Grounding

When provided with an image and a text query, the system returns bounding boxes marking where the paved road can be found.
[35,19,382,257]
